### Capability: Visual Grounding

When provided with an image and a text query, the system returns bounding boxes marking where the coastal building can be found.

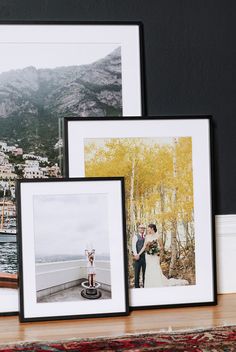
[0,142,7,151]
[12,148,23,156]
[0,165,17,180]
[5,146,16,153]
[23,160,44,178]
[48,164,61,177]
[0,152,9,165]
[23,154,48,163]
[0,142,23,156]
[0,142,60,181]
[25,160,40,168]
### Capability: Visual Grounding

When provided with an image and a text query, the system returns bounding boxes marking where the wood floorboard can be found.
[0,294,235,344]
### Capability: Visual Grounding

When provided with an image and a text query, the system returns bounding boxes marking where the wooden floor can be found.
[0,294,235,345]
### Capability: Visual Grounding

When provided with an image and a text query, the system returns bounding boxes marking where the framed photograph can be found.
[0,21,144,314]
[17,177,128,322]
[64,116,216,309]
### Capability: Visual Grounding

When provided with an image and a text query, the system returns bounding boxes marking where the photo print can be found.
[84,136,195,290]
[33,193,111,303]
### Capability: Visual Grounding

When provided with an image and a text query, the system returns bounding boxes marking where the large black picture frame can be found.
[0,20,145,315]
[64,116,217,310]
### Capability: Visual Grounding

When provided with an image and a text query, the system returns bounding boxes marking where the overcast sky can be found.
[33,193,110,258]
[0,43,119,74]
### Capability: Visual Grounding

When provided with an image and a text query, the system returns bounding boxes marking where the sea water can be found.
[0,243,17,274]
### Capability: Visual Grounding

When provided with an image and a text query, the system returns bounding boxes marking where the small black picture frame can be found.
[17,177,129,322]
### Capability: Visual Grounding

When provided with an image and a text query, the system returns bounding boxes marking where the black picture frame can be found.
[64,115,217,310]
[0,20,146,117]
[17,177,129,322]
[0,20,145,315]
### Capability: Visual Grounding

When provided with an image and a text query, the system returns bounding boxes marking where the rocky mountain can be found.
[0,47,122,161]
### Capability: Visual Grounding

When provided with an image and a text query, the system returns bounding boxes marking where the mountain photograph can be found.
[0,44,122,280]
[0,46,122,163]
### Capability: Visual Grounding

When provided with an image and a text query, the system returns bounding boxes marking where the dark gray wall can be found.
[1,0,235,214]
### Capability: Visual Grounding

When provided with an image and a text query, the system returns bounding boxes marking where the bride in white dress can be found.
[137,224,188,288]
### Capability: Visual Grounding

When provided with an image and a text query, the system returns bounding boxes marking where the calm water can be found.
[36,254,110,263]
[0,243,17,274]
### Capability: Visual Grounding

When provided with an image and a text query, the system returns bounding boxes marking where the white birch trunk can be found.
[169,138,178,277]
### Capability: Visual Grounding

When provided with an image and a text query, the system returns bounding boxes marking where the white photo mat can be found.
[66,117,215,308]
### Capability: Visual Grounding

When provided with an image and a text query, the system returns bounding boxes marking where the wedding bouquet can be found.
[145,240,160,255]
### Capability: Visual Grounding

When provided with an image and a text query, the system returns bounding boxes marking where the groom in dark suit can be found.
[132,224,146,288]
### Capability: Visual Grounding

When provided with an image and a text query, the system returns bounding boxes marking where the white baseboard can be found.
[215,215,236,294]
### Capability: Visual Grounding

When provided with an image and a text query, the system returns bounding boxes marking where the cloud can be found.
[33,193,110,257]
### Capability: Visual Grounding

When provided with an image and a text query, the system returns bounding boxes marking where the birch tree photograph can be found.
[84,137,195,289]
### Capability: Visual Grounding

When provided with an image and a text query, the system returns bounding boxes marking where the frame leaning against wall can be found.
[64,116,217,310]
[0,20,145,315]
[17,177,128,322]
